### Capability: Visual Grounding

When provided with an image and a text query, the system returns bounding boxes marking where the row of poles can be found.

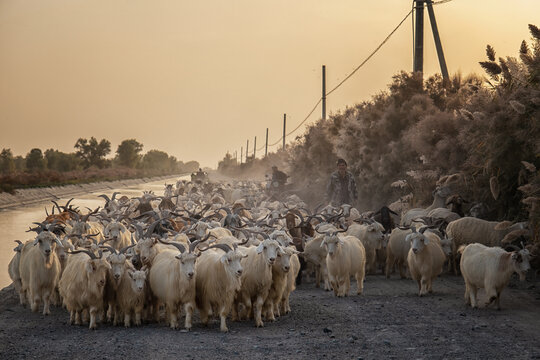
[232,0,448,165]
[233,65,327,165]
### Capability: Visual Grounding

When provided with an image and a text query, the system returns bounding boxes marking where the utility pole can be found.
[413,0,424,74]
[413,0,449,81]
[240,147,243,165]
[282,114,286,150]
[426,0,449,81]
[246,139,249,162]
[322,65,326,120]
[253,136,256,159]
[265,128,268,157]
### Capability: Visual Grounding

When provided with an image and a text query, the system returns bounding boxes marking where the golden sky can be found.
[0,0,538,167]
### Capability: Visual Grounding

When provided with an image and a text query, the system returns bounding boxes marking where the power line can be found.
[326,8,413,96]
[244,2,454,156]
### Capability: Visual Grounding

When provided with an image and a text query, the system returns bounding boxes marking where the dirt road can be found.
[1,273,539,360]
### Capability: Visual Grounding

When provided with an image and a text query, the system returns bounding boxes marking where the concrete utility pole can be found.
[414,0,449,81]
[265,128,268,157]
[426,0,449,81]
[322,65,326,120]
[246,139,249,162]
[240,147,243,165]
[413,0,424,74]
[282,114,286,150]
[253,136,256,159]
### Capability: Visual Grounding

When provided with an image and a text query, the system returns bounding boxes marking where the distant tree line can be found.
[1,138,198,175]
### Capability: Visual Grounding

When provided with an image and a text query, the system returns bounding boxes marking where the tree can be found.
[0,148,15,174]
[116,139,143,168]
[45,149,80,172]
[141,150,172,171]
[74,137,111,169]
[26,148,46,171]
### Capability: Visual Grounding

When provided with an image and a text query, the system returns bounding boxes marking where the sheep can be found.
[116,268,148,327]
[346,219,385,274]
[195,243,246,332]
[401,186,452,226]
[148,239,200,330]
[58,249,111,329]
[8,240,25,305]
[445,194,468,217]
[427,207,461,224]
[233,239,283,327]
[19,231,63,314]
[446,217,528,274]
[406,227,446,296]
[459,243,530,309]
[321,232,366,297]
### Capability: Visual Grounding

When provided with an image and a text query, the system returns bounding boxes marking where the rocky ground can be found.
[1,272,539,360]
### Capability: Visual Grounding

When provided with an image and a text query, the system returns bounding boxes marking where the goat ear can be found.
[405,234,412,243]
[320,239,326,248]
[220,255,229,264]
[338,239,344,246]
[423,236,429,245]
[367,225,375,232]
[127,270,134,279]
[256,243,264,254]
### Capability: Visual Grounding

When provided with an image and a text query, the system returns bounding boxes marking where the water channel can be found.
[0,176,188,289]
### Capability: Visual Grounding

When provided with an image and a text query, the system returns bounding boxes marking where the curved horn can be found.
[120,244,135,254]
[51,200,62,213]
[82,207,100,223]
[157,238,186,253]
[111,192,120,201]
[67,249,98,260]
[99,245,117,255]
[98,194,111,203]
[200,243,232,253]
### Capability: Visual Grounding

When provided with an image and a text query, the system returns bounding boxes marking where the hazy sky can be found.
[1,0,538,168]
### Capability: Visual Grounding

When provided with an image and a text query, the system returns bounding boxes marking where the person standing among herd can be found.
[326,158,358,207]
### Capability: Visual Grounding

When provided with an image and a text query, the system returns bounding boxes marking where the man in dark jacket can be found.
[326,159,358,206]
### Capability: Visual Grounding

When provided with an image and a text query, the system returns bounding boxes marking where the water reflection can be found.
[0,176,187,289]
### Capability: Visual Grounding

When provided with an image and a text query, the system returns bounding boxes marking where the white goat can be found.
[19,232,63,314]
[8,240,25,305]
[234,239,282,327]
[58,250,111,329]
[321,233,366,297]
[459,243,530,309]
[148,240,199,330]
[195,243,246,332]
[406,228,446,296]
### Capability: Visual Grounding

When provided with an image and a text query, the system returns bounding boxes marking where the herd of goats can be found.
[6,177,540,332]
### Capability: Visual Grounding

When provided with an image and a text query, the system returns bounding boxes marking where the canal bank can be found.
[0,174,188,210]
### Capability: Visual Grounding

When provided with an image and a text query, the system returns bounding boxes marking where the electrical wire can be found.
[325,8,413,96]
[242,1,453,155]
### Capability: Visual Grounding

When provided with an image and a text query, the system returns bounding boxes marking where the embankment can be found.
[0,174,185,210]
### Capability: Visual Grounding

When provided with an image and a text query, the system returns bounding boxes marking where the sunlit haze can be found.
[1,0,538,167]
